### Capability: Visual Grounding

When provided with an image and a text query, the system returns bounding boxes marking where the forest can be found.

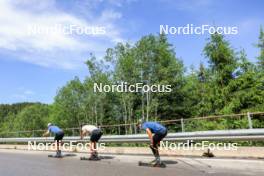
[0,27,264,137]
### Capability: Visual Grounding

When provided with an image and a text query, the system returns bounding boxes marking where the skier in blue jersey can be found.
[43,123,64,157]
[138,119,167,165]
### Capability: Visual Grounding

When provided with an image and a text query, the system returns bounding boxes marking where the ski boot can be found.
[89,152,100,160]
[55,150,62,158]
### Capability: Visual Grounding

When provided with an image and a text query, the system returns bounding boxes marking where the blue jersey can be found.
[142,122,166,134]
[48,125,62,134]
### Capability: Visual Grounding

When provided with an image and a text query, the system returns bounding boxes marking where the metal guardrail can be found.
[1,128,264,143]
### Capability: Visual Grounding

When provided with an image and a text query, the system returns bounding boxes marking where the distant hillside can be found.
[0,102,44,122]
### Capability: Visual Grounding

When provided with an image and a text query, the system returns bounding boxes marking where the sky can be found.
[0,0,263,104]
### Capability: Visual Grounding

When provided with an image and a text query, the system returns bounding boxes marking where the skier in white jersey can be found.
[80,124,103,159]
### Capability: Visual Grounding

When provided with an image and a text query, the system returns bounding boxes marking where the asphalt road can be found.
[0,149,264,176]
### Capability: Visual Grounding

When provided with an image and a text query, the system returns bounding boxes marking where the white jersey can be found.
[82,125,98,134]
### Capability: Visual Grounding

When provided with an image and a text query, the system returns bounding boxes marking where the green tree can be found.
[14,104,49,136]
[257,26,264,68]
[203,33,238,114]
[51,77,87,130]
[204,33,237,87]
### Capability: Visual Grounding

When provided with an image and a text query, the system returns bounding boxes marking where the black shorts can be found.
[90,129,103,142]
[54,131,64,142]
[152,130,167,146]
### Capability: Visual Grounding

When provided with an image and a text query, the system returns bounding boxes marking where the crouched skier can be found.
[43,123,64,157]
[80,124,103,160]
[139,120,167,165]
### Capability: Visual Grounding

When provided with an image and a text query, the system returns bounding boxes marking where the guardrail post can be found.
[247,112,253,129]
[72,129,75,136]
[181,118,185,132]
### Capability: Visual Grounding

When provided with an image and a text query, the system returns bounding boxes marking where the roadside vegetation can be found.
[1,27,264,137]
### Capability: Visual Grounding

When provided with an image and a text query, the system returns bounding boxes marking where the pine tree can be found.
[257,26,264,68]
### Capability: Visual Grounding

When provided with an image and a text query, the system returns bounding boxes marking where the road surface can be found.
[0,149,264,176]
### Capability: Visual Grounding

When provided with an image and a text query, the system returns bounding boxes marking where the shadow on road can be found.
[100,156,115,160]
[162,160,178,165]
[64,154,77,157]
[48,153,77,158]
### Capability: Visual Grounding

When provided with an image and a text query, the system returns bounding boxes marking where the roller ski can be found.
[138,145,166,168]
[48,150,63,158]
[80,152,101,161]
[138,160,166,168]
[48,150,76,158]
